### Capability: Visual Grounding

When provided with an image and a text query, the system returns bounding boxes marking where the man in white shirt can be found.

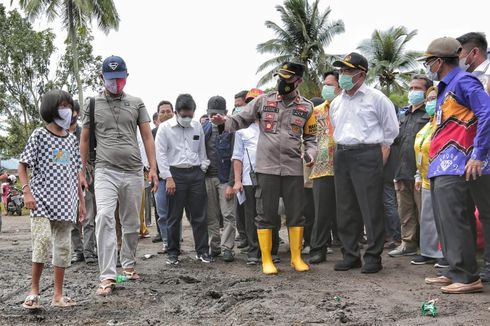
[155,94,212,265]
[329,52,399,274]
[457,32,490,94]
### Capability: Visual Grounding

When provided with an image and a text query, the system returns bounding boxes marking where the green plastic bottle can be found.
[116,274,127,284]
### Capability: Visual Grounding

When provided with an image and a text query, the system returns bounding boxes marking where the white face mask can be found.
[425,59,440,81]
[54,107,72,130]
[177,115,193,128]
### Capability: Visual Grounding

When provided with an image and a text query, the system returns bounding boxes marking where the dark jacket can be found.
[203,121,234,185]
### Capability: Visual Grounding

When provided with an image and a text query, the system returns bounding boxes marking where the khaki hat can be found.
[417,37,462,61]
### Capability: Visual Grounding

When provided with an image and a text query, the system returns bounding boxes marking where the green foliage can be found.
[0,4,54,158]
[358,26,421,96]
[257,0,344,97]
[389,92,408,109]
[0,4,102,158]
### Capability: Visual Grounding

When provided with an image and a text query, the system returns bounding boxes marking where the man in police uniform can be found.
[212,62,317,275]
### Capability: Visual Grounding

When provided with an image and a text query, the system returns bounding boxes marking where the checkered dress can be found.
[20,128,81,222]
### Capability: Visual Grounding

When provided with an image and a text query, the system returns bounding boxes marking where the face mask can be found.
[177,115,193,128]
[55,107,73,130]
[321,85,336,101]
[233,106,243,115]
[105,78,127,95]
[425,59,440,81]
[408,90,425,106]
[425,100,437,116]
[277,78,296,95]
[339,72,360,91]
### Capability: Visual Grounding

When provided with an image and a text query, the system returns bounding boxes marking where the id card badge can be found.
[435,109,442,125]
[417,152,423,166]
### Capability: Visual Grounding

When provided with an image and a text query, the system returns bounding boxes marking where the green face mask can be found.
[321,85,336,101]
[425,100,436,116]
[339,72,360,91]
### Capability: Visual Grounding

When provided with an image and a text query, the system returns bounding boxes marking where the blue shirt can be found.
[428,67,490,177]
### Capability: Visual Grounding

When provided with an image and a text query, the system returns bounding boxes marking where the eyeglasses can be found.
[423,58,439,68]
[339,68,358,74]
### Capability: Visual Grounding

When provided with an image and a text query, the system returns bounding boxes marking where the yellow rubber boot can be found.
[257,229,278,275]
[289,226,310,272]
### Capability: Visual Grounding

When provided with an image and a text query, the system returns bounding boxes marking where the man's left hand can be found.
[149,170,159,193]
[465,159,483,181]
[225,185,234,200]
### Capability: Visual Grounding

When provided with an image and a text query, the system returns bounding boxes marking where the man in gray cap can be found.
[419,37,490,294]
[202,96,237,262]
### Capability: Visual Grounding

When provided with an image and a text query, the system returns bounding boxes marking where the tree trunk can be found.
[68,1,84,107]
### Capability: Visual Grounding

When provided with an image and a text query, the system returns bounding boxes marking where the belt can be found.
[336,143,380,150]
[170,165,200,170]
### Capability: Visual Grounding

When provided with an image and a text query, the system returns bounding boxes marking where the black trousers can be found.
[310,176,336,254]
[235,201,247,240]
[255,174,304,229]
[431,176,479,283]
[167,167,209,257]
[303,188,315,246]
[469,175,490,263]
[243,185,280,259]
[334,145,385,265]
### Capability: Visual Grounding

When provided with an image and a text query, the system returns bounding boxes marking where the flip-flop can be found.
[51,296,77,308]
[96,281,115,296]
[123,270,141,280]
[22,294,41,310]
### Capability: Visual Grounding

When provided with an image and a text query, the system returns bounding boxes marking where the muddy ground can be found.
[0,214,489,326]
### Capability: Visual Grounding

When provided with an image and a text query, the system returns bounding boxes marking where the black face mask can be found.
[277,78,296,95]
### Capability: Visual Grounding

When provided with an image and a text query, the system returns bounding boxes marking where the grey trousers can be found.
[206,177,236,252]
[431,176,479,284]
[71,186,97,258]
[94,167,143,281]
[420,188,442,259]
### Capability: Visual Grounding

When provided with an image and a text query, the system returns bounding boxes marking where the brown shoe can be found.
[441,279,483,294]
[425,275,452,286]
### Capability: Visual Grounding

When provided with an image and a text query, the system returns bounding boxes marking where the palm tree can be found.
[357,26,420,96]
[17,0,120,106]
[256,0,345,98]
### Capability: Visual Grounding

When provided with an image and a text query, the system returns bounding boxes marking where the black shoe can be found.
[210,249,221,258]
[237,239,248,249]
[71,253,84,264]
[222,250,235,263]
[410,255,436,265]
[308,251,326,264]
[434,258,449,268]
[166,255,179,265]
[479,261,490,282]
[152,235,163,243]
[196,253,214,263]
[272,255,281,264]
[246,257,260,265]
[361,263,383,274]
[85,256,97,265]
[334,259,362,271]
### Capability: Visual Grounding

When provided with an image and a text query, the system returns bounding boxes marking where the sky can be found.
[2,0,490,125]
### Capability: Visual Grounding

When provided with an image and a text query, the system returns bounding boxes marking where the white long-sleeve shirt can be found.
[329,83,399,146]
[155,116,210,179]
[231,123,259,186]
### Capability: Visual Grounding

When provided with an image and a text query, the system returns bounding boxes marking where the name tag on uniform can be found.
[417,152,422,165]
[435,109,442,125]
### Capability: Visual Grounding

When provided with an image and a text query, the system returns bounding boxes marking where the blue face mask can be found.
[425,100,436,116]
[408,90,425,106]
[321,85,336,101]
[339,72,360,91]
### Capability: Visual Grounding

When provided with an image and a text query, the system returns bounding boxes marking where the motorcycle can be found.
[7,187,24,216]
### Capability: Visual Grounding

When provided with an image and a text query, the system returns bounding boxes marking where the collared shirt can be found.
[232,123,259,186]
[225,92,317,176]
[394,105,430,181]
[310,100,335,179]
[82,92,150,172]
[472,59,490,94]
[429,67,490,178]
[329,83,399,146]
[155,117,210,179]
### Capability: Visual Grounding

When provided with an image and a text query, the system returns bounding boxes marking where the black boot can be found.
[480,261,490,282]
